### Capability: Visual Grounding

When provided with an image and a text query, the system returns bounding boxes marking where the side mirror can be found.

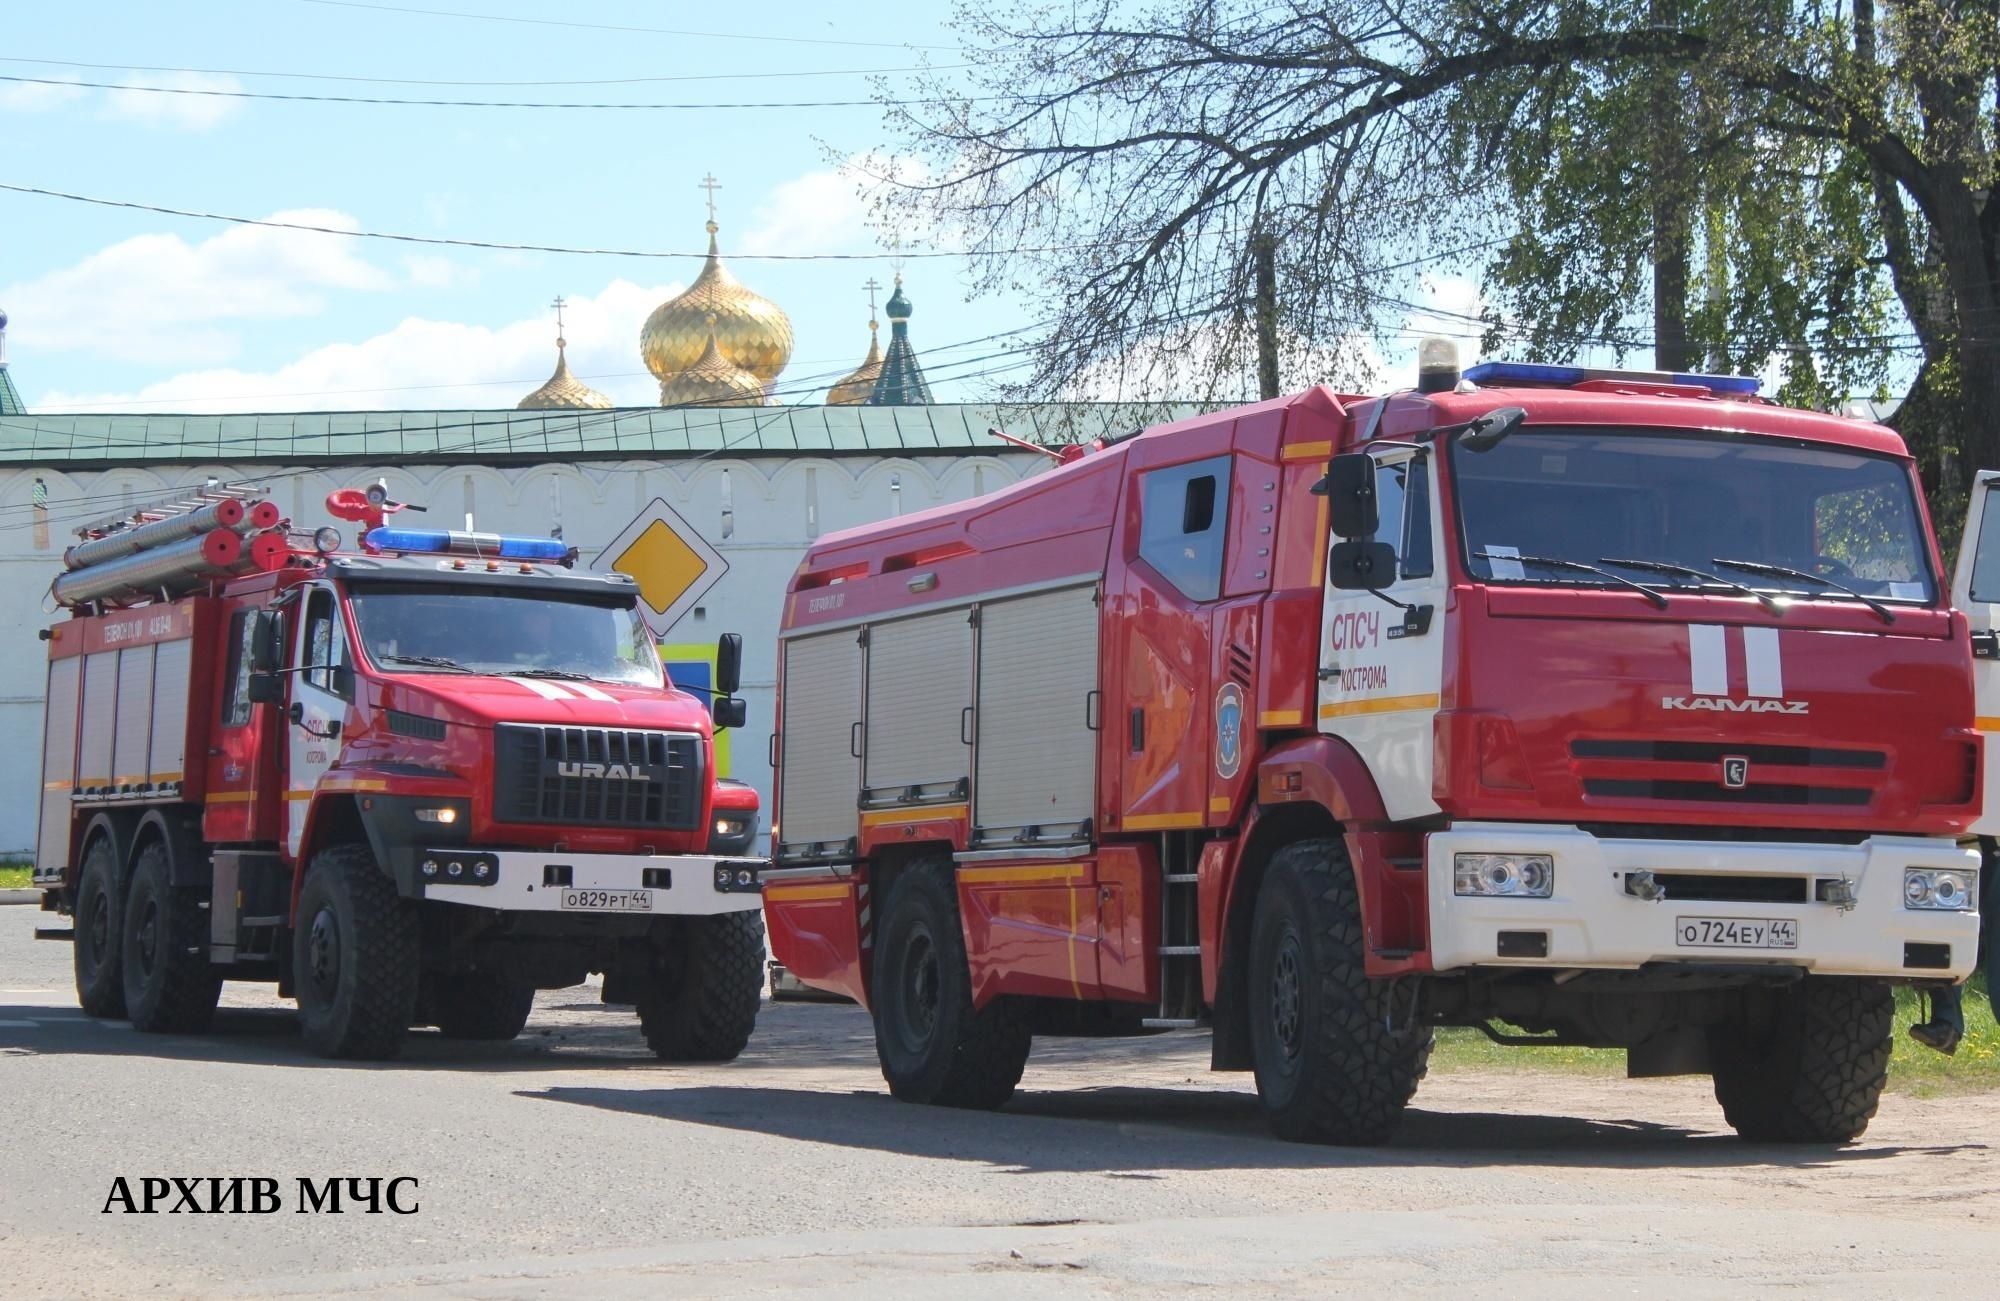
[1315,453,1378,539]
[1457,406,1527,453]
[331,663,355,699]
[716,632,743,696]
[1329,540,1398,591]
[246,672,285,706]
[250,610,282,673]
[711,695,747,731]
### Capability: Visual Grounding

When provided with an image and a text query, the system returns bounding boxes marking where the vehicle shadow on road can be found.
[521,1081,1980,1175]
[0,998,883,1073]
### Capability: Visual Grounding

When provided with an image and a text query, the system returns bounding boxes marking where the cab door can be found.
[205,604,283,845]
[286,583,354,858]
[1949,470,2000,836]
[1316,448,1448,821]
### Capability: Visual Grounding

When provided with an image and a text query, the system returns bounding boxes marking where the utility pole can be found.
[1253,234,1280,399]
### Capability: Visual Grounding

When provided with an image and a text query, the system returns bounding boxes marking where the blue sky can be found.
[0,0,1487,415]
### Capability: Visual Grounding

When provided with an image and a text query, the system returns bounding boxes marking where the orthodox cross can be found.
[699,173,722,223]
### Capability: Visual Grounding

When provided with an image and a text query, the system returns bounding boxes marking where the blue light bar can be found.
[365,527,573,563]
[1462,360,1760,396]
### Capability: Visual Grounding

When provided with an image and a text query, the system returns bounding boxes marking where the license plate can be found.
[1675,916,1797,949]
[559,888,653,913]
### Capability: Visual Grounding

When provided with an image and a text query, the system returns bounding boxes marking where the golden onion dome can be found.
[659,316,767,408]
[827,321,883,405]
[518,338,612,410]
[641,220,793,395]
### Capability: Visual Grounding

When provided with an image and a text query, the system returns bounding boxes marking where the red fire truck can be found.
[763,347,1983,1144]
[33,482,767,1060]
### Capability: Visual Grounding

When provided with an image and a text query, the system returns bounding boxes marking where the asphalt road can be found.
[4,913,2000,1298]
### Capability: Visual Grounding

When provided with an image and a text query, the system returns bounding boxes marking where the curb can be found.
[0,889,40,906]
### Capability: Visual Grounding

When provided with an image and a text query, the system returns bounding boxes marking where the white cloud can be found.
[3,211,400,366]
[0,76,86,113]
[102,72,244,132]
[36,279,682,414]
[737,153,926,257]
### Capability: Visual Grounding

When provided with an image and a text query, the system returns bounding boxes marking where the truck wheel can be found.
[121,840,221,1034]
[428,971,535,1041]
[294,843,420,1060]
[1248,838,1430,1145]
[871,862,1031,1109]
[73,835,126,1019]
[635,910,766,1062]
[1711,976,1892,1143]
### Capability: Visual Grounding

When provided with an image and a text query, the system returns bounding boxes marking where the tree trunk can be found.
[1649,0,1693,373]
[1253,234,1280,399]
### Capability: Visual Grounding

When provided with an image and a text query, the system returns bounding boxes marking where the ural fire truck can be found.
[763,346,1983,1144]
[33,482,766,1060]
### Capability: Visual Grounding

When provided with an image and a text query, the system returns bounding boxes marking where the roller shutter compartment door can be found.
[863,609,971,800]
[37,656,80,873]
[111,643,156,791]
[77,651,118,791]
[149,637,193,785]
[777,630,863,853]
[974,584,1100,839]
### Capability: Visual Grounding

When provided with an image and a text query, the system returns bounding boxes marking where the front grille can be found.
[493,724,701,829]
[1571,739,1884,769]
[1647,872,1808,904]
[1583,778,1870,806]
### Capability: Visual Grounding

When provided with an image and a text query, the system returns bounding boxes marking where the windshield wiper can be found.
[383,653,472,672]
[1598,557,1780,613]
[507,668,594,680]
[1710,557,1895,624]
[1474,551,1669,608]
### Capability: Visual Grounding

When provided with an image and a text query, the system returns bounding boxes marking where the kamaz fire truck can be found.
[33,481,766,1061]
[763,345,1984,1144]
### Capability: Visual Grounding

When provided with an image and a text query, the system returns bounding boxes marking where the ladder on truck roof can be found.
[72,480,269,541]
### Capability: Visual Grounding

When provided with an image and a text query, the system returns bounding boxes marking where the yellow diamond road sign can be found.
[591,497,728,636]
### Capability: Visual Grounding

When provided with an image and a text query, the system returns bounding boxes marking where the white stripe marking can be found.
[1688,624,1727,697]
[1743,627,1783,698]
[566,681,617,703]
[505,676,573,700]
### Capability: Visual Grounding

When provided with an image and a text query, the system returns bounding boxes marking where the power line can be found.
[0,55,959,86]
[294,0,958,51]
[0,73,976,112]
[0,182,1074,262]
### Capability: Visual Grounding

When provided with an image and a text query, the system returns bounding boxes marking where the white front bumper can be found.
[1427,822,1979,980]
[423,850,763,916]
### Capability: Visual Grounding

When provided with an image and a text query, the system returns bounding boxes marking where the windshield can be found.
[347,586,665,687]
[1450,429,1936,604]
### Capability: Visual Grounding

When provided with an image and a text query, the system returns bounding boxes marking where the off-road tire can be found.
[294,843,420,1060]
[1248,838,1431,1145]
[121,840,221,1033]
[871,861,1031,1109]
[427,970,535,1041]
[635,909,765,1062]
[72,835,126,1019]
[1711,976,1892,1143]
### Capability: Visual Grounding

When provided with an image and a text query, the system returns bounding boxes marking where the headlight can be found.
[1904,867,1976,911]
[1454,853,1554,898]
[714,817,744,838]
[414,807,458,824]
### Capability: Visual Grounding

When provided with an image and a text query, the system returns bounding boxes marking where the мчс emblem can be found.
[1215,682,1244,780]
[1721,755,1749,789]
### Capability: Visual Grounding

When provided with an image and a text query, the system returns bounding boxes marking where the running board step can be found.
[1164,873,1199,884]
[1159,944,1201,956]
[1141,1017,1206,1029]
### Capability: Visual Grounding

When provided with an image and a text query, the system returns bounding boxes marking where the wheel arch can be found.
[293,795,368,910]
[77,810,138,903]
[1211,800,1342,1071]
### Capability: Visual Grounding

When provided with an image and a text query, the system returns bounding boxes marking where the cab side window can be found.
[221,610,256,727]
[1968,489,2000,604]
[1386,456,1433,579]
[301,588,350,697]
[1139,456,1233,601]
